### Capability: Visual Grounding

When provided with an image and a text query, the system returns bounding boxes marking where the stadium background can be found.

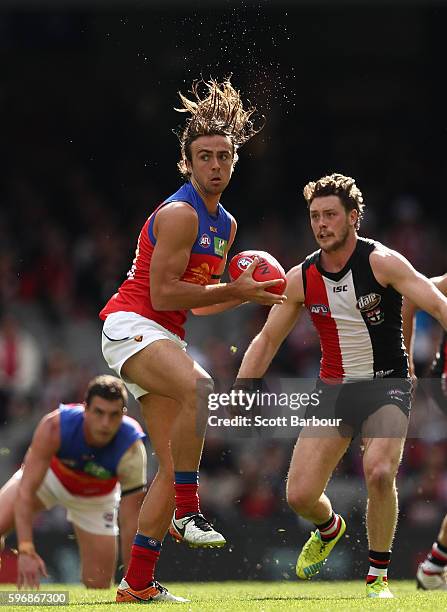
[1,0,447,585]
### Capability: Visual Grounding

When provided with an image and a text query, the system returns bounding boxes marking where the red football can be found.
[228,250,287,295]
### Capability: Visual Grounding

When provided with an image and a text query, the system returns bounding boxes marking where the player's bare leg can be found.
[74,526,116,588]
[122,340,210,471]
[363,434,407,551]
[137,394,179,541]
[362,404,408,598]
[287,432,350,522]
[287,431,350,579]
[116,339,219,604]
[122,340,223,547]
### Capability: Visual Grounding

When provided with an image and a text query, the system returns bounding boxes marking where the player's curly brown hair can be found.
[175,78,263,179]
[303,173,365,230]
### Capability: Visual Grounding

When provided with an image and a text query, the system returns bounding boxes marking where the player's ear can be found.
[185,158,193,174]
[350,209,358,227]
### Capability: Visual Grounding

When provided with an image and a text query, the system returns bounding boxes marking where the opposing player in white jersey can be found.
[236,173,447,598]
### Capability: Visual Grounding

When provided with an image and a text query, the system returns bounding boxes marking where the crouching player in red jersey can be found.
[99,78,286,603]
[0,375,147,589]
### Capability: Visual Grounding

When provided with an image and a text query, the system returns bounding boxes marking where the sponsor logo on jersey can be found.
[333,285,348,293]
[237,256,254,271]
[209,225,218,233]
[214,237,227,257]
[356,293,381,312]
[310,304,329,315]
[199,234,211,248]
[386,388,406,401]
[375,369,394,378]
[84,461,112,480]
[134,335,143,342]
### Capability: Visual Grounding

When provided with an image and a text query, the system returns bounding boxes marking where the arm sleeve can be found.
[116,439,148,495]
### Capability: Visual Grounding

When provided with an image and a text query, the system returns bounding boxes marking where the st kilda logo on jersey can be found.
[356,293,384,325]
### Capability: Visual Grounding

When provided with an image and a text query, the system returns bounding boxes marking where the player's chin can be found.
[315,237,327,249]
[318,237,336,251]
[96,432,113,443]
[208,179,228,193]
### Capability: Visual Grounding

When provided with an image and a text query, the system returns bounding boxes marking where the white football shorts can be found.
[101,311,187,399]
[13,468,120,536]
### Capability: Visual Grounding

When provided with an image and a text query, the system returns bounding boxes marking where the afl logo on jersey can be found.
[237,256,254,271]
[310,304,329,315]
[356,293,381,312]
[199,234,211,248]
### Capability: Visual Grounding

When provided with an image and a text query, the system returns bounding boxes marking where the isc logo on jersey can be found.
[199,234,211,248]
[356,293,381,311]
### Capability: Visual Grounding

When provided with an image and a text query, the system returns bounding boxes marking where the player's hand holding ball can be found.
[228,250,287,305]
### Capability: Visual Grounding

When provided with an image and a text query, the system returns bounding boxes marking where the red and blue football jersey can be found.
[99,182,232,339]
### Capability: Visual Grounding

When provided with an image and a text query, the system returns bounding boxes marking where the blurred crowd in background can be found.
[1,1,447,582]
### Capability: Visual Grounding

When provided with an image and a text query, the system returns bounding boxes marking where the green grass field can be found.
[1,581,446,611]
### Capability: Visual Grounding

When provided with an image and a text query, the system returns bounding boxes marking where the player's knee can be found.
[183,374,214,409]
[364,461,396,492]
[286,486,315,515]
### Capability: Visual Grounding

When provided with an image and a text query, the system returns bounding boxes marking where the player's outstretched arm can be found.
[15,413,60,589]
[116,439,147,570]
[237,264,305,379]
[372,249,447,329]
[402,273,447,375]
[402,274,447,376]
[150,204,285,311]
[402,297,417,376]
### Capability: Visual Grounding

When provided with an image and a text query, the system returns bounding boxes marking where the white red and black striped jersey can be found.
[302,237,408,382]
